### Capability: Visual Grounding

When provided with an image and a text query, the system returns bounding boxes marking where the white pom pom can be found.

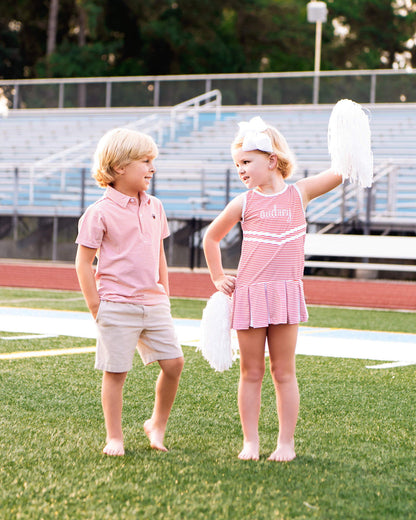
[199,292,235,372]
[328,99,374,188]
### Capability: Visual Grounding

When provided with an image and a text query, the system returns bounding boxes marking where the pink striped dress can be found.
[232,184,308,329]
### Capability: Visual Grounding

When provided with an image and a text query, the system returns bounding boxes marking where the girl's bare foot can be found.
[268,442,296,462]
[143,419,168,452]
[238,441,259,461]
[103,438,124,456]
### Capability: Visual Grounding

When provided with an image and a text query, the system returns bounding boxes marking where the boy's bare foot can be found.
[143,419,168,452]
[238,441,259,461]
[267,442,296,462]
[103,438,125,456]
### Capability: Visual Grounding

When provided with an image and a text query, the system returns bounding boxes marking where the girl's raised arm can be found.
[296,168,343,208]
[203,194,244,295]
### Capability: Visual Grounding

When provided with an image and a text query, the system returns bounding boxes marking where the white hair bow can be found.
[237,116,273,153]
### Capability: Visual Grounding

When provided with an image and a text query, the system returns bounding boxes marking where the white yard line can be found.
[0,307,415,368]
[0,346,96,360]
[0,334,58,341]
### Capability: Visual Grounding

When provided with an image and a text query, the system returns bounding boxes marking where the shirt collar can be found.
[105,186,151,207]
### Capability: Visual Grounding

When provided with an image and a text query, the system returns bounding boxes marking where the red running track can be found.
[0,261,415,311]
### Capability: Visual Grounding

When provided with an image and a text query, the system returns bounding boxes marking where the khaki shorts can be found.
[95,300,183,372]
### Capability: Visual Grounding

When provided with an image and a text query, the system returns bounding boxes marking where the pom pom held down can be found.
[328,99,374,188]
[199,292,236,372]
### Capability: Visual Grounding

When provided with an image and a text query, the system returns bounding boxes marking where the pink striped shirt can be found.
[232,184,309,329]
[76,186,170,305]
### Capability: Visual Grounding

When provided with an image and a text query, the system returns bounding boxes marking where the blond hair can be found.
[92,128,158,187]
[231,124,296,179]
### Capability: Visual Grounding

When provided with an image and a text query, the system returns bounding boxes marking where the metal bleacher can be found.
[0,91,227,219]
[156,103,416,232]
[0,108,166,212]
[1,98,416,235]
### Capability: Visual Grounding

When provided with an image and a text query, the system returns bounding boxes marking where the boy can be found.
[75,128,184,456]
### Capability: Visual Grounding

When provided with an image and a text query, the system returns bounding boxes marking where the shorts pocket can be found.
[95,301,103,322]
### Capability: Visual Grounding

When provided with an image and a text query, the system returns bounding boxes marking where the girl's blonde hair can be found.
[93,128,158,187]
[232,125,296,179]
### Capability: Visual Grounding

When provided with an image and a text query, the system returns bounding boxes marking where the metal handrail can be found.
[170,89,221,140]
[26,91,222,203]
[305,161,399,225]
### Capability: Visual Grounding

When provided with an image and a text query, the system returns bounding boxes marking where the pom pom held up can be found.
[328,99,373,188]
[199,292,235,372]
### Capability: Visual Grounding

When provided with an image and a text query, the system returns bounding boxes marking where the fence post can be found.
[225,168,231,206]
[154,80,160,107]
[370,74,376,104]
[196,218,202,268]
[13,84,19,109]
[257,77,263,105]
[58,83,64,108]
[105,82,112,108]
[52,216,58,261]
[364,186,372,235]
[80,168,86,214]
[189,217,196,269]
[13,167,19,241]
[341,182,346,233]
[312,73,320,104]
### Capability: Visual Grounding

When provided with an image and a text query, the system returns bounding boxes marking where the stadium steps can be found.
[1,105,415,229]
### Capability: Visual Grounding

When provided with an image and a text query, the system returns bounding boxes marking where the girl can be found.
[203,116,342,461]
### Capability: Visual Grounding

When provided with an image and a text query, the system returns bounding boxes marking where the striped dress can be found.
[232,184,308,330]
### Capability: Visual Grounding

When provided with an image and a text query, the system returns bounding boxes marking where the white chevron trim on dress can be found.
[243,230,306,246]
[243,223,307,240]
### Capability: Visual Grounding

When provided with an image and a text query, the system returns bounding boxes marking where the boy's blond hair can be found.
[93,128,158,188]
[232,125,296,179]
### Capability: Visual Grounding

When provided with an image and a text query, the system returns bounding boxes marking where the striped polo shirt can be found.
[76,186,169,305]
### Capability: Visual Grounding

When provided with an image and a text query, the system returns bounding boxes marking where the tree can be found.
[324,0,416,70]
[37,0,122,78]
[2,0,416,80]
[0,0,49,78]
[0,18,24,78]
[47,0,59,56]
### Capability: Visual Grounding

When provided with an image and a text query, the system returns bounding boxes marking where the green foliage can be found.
[36,39,122,78]
[325,0,416,70]
[0,287,89,312]
[307,306,416,334]
[2,0,416,79]
[0,19,24,78]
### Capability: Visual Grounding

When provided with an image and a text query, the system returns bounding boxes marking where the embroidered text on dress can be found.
[259,206,292,221]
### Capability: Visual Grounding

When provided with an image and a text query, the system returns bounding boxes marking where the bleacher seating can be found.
[157,104,416,230]
[0,109,159,162]
[0,103,415,233]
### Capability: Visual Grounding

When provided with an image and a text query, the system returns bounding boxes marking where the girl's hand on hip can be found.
[214,275,236,296]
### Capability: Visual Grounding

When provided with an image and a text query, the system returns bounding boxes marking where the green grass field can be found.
[0,288,415,519]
